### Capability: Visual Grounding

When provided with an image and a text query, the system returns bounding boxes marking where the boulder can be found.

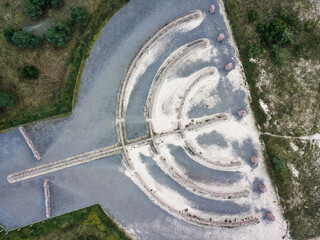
[225,62,233,71]
[251,156,259,164]
[209,4,215,14]
[267,212,276,221]
[217,33,225,42]
[259,184,267,193]
[238,109,247,117]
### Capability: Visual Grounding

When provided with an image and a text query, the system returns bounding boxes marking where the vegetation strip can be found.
[0,204,133,239]
[222,0,320,238]
[0,0,128,132]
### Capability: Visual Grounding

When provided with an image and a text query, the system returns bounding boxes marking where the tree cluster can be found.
[247,10,259,23]
[46,6,89,47]
[25,0,63,19]
[256,18,295,47]
[46,20,72,47]
[70,6,89,26]
[20,66,39,79]
[2,28,43,48]
[0,92,18,109]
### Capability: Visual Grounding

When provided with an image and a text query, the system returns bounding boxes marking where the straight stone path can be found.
[7,115,224,184]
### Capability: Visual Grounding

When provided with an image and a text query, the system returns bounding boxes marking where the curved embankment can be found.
[115,10,259,228]
[116,9,203,121]
[150,137,250,199]
[176,67,219,121]
[142,45,249,198]
[147,64,243,170]
[176,67,243,169]
[145,38,210,122]
[127,146,259,228]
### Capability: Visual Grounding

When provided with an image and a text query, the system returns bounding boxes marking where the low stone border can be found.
[176,67,219,120]
[7,145,122,183]
[145,38,210,120]
[150,139,250,199]
[19,126,41,160]
[116,10,203,120]
[43,179,51,218]
[183,138,242,169]
[128,154,259,228]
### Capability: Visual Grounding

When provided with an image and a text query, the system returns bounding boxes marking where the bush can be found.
[50,0,63,8]
[248,10,259,23]
[293,44,313,59]
[277,8,300,29]
[2,27,15,42]
[71,6,89,26]
[256,22,269,34]
[46,20,73,47]
[304,20,316,33]
[20,66,39,79]
[269,18,287,44]
[309,34,320,48]
[0,92,18,108]
[272,158,286,172]
[247,44,260,58]
[281,28,295,45]
[270,45,283,64]
[25,0,45,19]
[29,0,45,6]
[257,18,294,46]
[11,31,43,48]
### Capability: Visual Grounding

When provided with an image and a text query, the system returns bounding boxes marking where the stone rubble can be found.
[19,126,41,160]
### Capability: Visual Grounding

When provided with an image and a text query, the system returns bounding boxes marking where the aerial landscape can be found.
[0,0,319,239]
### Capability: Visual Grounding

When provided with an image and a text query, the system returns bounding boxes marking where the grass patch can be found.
[262,135,320,239]
[223,0,320,238]
[0,204,132,240]
[0,0,128,131]
[223,0,320,135]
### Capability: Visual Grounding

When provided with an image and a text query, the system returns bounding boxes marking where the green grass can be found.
[223,0,320,239]
[0,0,128,131]
[223,0,320,136]
[262,135,320,239]
[57,0,128,114]
[0,204,132,240]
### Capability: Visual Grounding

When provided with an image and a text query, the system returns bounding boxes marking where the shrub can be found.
[309,34,320,48]
[0,92,18,108]
[272,158,286,172]
[257,18,294,46]
[284,14,299,28]
[293,45,308,58]
[29,0,45,6]
[277,8,300,29]
[256,22,269,34]
[270,45,283,64]
[71,6,89,26]
[20,66,39,79]
[25,0,45,19]
[11,31,43,48]
[304,20,316,33]
[269,18,287,44]
[248,10,259,23]
[46,20,73,47]
[2,27,15,42]
[247,44,260,58]
[50,0,63,8]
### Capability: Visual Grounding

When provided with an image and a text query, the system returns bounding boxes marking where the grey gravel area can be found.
[0,0,264,239]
